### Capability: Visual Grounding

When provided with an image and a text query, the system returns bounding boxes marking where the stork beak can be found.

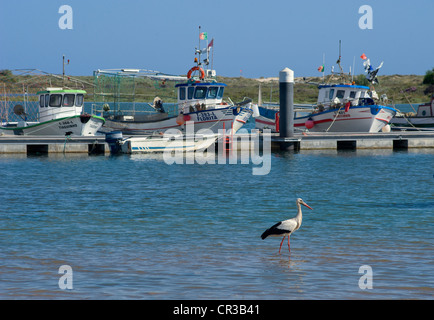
[302,202,313,210]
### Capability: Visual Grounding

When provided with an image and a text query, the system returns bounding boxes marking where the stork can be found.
[261,198,313,254]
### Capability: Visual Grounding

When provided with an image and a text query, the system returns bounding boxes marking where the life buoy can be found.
[305,118,315,129]
[187,66,205,80]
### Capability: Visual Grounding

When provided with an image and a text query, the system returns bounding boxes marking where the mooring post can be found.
[279,67,295,150]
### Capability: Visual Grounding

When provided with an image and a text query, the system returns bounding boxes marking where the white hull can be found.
[390,116,434,129]
[255,105,396,133]
[0,115,105,136]
[119,133,218,154]
[103,107,251,134]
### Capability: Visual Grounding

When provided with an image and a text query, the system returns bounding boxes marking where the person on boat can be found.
[153,97,165,113]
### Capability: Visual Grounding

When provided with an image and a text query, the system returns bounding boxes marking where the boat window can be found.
[45,94,49,107]
[194,87,207,99]
[207,87,218,99]
[63,94,75,107]
[39,95,44,108]
[49,94,62,108]
[217,87,224,99]
[188,87,194,99]
[179,87,186,100]
[349,91,356,99]
[329,89,335,100]
[336,90,345,99]
[76,94,84,107]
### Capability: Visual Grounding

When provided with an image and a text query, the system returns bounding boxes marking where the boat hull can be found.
[255,105,396,133]
[0,115,105,136]
[119,133,218,154]
[102,107,252,135]
[390,116,434,129]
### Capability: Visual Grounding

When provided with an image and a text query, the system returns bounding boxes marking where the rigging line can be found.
[325,105,344,132]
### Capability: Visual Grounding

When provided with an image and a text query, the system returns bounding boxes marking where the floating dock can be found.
[0,135,108,155]
[270,131,434,150]
[1,131,434,155]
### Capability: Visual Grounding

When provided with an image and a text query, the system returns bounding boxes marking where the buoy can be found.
[305,119,315,129]
[382,124,391,132]
[176,114,185,125]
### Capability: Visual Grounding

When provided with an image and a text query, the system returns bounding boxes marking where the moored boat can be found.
[0,88,105,136]
[97,31,253,135]
[255,52,396,133]
[390,94,434,130]
[105,130,218,154]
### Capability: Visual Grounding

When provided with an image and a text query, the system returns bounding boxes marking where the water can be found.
[0,148,433,299]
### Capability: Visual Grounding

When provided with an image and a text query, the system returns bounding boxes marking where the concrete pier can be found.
[271,131,434,151]
[220,131,434,152]
[0,135,108,154]
[1,131,433,155]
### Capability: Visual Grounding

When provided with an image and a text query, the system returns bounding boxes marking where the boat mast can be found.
[337,40,344,77]
[197,26,202,67]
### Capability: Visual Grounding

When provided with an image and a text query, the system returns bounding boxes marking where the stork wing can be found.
[261,219,298,239]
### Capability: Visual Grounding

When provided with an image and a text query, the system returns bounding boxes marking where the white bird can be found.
[261,198,313,254]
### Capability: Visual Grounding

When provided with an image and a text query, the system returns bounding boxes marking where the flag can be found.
[317,65,324,72]
[199,32,208,40]
[208,38,214,48]
[360,53,367,60]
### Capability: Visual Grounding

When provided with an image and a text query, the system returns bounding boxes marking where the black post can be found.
[279,68,295,150]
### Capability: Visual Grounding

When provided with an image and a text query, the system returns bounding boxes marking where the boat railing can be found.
[91,102,180,118]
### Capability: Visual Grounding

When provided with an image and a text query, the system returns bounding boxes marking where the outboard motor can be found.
[105,131,123,154]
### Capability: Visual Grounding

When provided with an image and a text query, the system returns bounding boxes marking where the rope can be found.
[392,107,421,131]
[63,134,72,153]
[325,105,344,132]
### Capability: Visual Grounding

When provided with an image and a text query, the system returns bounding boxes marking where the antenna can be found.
[62,55,70,87]
[337,40,344,75]
[352,56,356,82]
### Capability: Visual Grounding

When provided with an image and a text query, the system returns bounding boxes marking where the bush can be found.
[423,68,434,85]
[355,74,370,86]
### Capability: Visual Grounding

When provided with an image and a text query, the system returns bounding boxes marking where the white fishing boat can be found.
[101,77,252,135]
[255,51,396,133]
[105,130,218,154]
[390,94,434,130]
[0,88,105,136]
[96,30,253,135]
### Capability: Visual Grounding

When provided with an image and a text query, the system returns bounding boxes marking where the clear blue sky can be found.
[0,0,432,78]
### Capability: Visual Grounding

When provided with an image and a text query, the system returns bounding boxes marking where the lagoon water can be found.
[0,131,433,299]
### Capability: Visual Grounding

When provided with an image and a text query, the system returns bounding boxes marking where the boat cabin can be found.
[416,94,434,117]
[317,84,373,108]
[175,82,226,113]
[37,88,86,122]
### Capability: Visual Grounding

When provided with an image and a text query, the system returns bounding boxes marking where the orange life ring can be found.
[187,66,205,80]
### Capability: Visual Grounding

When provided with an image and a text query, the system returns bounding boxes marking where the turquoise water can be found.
[0,149,433,299]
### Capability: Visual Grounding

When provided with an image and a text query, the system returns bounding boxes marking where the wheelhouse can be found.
[36,88,86,122]
[317,84,371,106]
[175,82,226,112]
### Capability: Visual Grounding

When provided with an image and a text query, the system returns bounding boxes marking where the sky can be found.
[0,0,432,78]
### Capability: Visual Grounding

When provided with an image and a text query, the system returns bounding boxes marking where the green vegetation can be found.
[422,67,434,85]
[0,69,432,104]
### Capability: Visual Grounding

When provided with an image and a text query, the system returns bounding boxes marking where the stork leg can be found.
[288,235,291,253]
[279,236,286,254]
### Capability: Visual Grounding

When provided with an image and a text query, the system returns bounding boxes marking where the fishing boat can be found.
[0,88,105,136]
[255,51,396,133]
[96,31,253,135]
[105,130,218,154]
[390,94,434,130]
